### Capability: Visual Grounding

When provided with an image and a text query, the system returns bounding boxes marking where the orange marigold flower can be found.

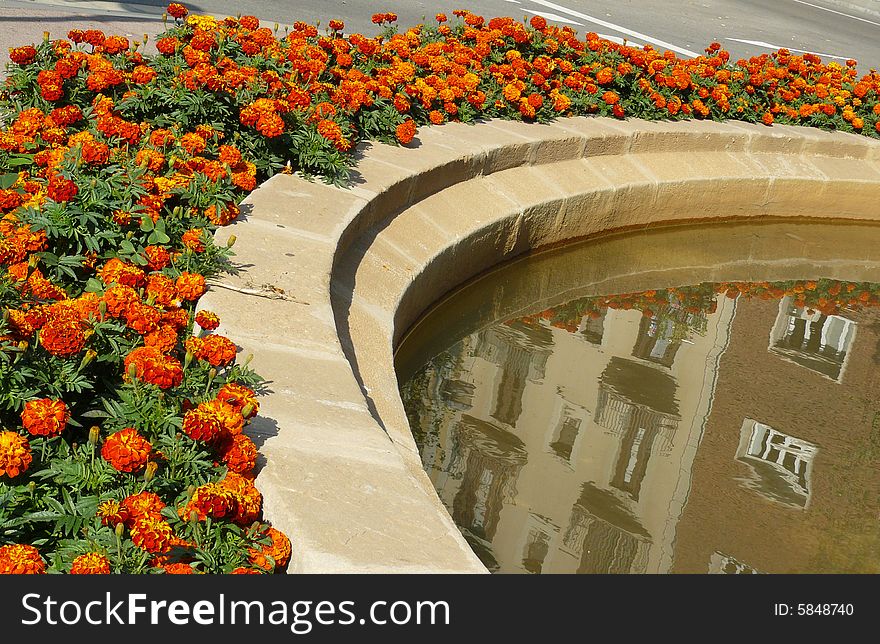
[217,383,259,418]
[218,145,242,166]
[205,203,240,225]
[130,516,174,554]
[203,398,244,436]
[0,431,32,478]
[124,346,184,389]
[144,245,171,271]
[219,433,258,475]
[195,310,220,331]
[70,552,111,575]
[0,544,46,574]
[529,15,547,30]
[121,491,165,524]
[395,119,417,145]
[144,324,178,354]
[145,273,176,308]
[232,567,262,574]
[98,257,145,288]
[101,428,152,473]
[248,527,291,572]
[175,272,206,301]
[180,132,207,155]
[182,228,205,252]
[161,562,194,574]
[185,333,237,366]
[97,499,129,527]
[39,314,87,356]
[21,398,69,437]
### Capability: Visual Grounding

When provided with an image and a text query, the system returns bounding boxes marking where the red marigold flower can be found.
[436,13,448,23]
[182,405,224,443]
[328,19,344,31]
[9,45,37,65]
[0,431,32,479]
[218,433,258,475]
[130,516,174,554]
[70,552,111,574]
[180,482,238,521]
[219,472,262,524]
[395,119,417,145]
[101,428,152,473]
[175,272,206,301]
[195,310,220,331]
[167,2,188,18]
[156,37,180,55]
[124,346,184,389]
[47,175,78,202]
[121,491,165,525]
[0,544,46,574]
[97,499,129,527]
[21,398,69,437]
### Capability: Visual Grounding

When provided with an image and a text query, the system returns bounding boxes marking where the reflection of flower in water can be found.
[510,279,880,339]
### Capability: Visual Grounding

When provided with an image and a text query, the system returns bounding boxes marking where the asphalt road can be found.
[1,0,879,69]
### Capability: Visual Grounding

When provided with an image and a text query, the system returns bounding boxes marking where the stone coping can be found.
[198,116,880,573]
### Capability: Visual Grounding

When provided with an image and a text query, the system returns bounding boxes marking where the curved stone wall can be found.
[199,116,880,573]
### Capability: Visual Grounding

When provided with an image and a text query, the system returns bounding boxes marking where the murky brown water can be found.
[396,221,880,574]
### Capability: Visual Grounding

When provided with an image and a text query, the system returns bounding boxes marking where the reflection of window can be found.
[632,316,681,367]
[550,415,581,461]
[769,298,856,381]
[522,529,551,574]
[579,310,606,345]
[735,419,818,509]
[562,484,650,574]
[709,551,759,574]
[595,386,678,500]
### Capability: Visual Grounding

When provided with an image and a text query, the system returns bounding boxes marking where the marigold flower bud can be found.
[145,461,158,483]
[88,425,100,447]
[226,235,236,248]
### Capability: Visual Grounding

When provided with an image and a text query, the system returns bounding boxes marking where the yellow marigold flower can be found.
[0,431,32,478]
[70,552,111,574]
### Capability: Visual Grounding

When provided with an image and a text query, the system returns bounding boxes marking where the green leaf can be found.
[0,173,18,189]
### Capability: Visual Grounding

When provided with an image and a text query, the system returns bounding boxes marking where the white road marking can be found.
[525,0,701,57]
[523,9,584,26]
[791,0,880,28]
[726,37,855,61]
[596,33,645,48]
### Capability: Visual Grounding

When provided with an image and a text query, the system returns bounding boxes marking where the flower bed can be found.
[0,3,878,575]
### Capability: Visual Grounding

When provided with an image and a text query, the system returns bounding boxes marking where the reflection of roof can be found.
[599,356,680,417]
[575,482,650,539]
[457,414,529,464]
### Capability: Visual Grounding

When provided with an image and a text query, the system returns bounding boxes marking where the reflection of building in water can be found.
[769,297,857,381]
[672,298,880,574]
[709,551,759,574]
[734,419,818,509]
[411,293,736,574]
